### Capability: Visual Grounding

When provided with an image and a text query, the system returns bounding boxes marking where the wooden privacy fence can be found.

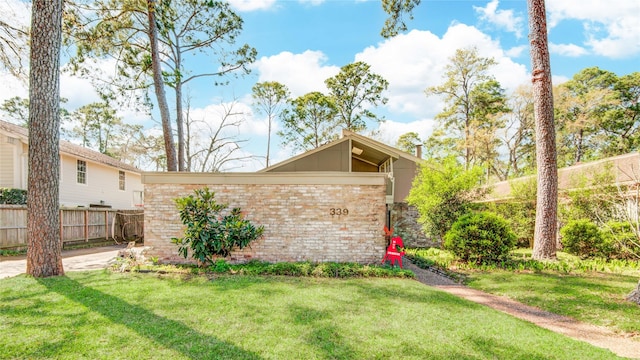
[0,205,144,249]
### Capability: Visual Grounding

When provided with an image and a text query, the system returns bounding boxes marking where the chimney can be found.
[415,144,422,158]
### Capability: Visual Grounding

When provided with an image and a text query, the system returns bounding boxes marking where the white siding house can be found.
[0,119,144,209]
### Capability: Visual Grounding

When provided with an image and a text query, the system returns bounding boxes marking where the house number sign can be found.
[330,208,349,216]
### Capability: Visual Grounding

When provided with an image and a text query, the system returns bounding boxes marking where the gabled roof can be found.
[343,130,423,163]
[260,129,423,172]
[0,119,141,173]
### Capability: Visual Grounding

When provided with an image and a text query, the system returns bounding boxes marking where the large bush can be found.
[560,219,605,259]
[407,156,485,242]
[482,178,536,248]
[443,211,516,265]
[171,187,264,266]
[0,188,27,205]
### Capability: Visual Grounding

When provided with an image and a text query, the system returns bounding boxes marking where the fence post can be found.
[104,210,109,240]
[84,210,89,242]
[59,209,64,246]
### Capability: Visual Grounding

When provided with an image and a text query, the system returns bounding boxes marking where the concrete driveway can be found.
[0,245,125,279]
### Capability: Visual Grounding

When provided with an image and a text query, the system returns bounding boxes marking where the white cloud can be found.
[376,119,434,147]
[473,0,524,38]
[298,0,325,5]
[183,100,271,171]
[59,73,100,109]
[505,45,526,58]
[0,0,31,79]
[189,100,262,136]
[549,43,588,57]
[0,0,30,24]
[355,24,530,121]
[0,70,27,103]
[227,0,277,12]
[252,50,340,97]
[547,0,640,58]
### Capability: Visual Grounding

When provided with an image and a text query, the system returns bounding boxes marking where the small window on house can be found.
[133,191,144,207]
[77,160,86,184]
[119,171,125,191]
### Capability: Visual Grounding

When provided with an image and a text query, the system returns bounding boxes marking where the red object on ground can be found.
[382,236,405,268]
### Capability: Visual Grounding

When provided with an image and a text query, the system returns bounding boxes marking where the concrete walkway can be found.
[0,244,125,279]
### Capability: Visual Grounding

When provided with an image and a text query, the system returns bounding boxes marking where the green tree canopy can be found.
[555,67,619,166]
[600,71,640,157]
[426,47,508,176]
[252,81,291,167]
[325,61,388,133]
[396,131,422,155]
[278,92,339,153]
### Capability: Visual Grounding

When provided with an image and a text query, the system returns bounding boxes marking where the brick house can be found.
[261,130,431,247]
[142,131,430,265]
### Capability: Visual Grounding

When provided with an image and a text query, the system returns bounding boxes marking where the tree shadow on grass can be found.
[289,304,359,359]
[38,276,262,360]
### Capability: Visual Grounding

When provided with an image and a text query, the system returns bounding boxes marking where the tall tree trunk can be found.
[176,81,185,171]
[266,114,272,167]
[174,36,185,171]
[147,0,177,171]
[575,128,583,164]
[26,0,64,277]
[528,0,558,260]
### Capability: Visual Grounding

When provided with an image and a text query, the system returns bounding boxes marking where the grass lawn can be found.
[0,270,626,359]
[465,270,640,335]
[407,248,640,337]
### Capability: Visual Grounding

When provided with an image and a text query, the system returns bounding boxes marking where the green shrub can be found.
[171,187,264,267]
[225,261,413,278]
[560,219,605,259]
[484,201,535,248]
[481,178,536,248]
[209,259,232,273]
[407,156,485,242]
[443,212,517,265]
[601,221,640,260]
[0,188,27,205]
[559,166,618,225]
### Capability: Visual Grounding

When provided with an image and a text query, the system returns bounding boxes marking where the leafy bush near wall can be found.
[482,178,536,248]
[601,221,640,260]
[444,211,516,265]
[559,167,618,225]
[407,247,640,274]
[172,187,264,267]
[407,156,485,242]
[0,188,27,205]
[560,219,606,258]
[205,260,415,278]
[561,219,640,260]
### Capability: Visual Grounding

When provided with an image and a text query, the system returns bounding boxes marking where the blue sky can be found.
[1,0,639,171]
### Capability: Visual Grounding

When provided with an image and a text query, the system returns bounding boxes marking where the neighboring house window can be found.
[133,190,144,207]
[119,171,125,190]
[77,160,86,184]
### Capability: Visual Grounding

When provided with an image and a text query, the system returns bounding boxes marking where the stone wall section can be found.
[144,181,387,264]
[389,202,438,248]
